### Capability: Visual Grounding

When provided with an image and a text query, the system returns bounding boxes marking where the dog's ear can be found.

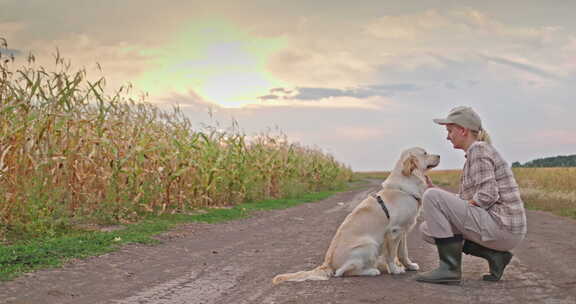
[402,155,418,176]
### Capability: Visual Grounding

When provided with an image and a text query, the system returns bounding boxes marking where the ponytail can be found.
[475,129,491,144]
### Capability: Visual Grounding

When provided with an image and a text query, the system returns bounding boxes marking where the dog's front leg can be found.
[379,234,406,274]
[398,233,419,271]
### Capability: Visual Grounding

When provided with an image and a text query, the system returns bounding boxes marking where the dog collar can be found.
[373,191,422,218]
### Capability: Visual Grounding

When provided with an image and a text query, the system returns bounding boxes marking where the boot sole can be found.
[416,278,461,285]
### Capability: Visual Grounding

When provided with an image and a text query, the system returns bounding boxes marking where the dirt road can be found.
[1,180,575,304]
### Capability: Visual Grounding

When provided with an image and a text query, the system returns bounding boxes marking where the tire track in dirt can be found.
[112,266,248,304]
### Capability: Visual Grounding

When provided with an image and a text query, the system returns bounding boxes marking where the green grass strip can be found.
[0,188,347,281]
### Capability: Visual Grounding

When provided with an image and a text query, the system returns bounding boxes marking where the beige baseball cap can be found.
[433,106,482,131]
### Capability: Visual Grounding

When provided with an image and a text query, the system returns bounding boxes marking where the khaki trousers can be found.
[419,188,524,251]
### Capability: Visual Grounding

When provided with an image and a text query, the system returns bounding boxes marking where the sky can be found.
[1,0,575,171]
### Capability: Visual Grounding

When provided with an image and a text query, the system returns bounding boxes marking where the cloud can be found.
[294,87,361,100]
[267,48,378,88]
[332,126,392,141]
[7,33,153,94]
[253,96,387,110]
[363,10,451,40]
[156,89,217,110]
[363,8,554,47]
[479,54,560,80]
[0,48,22,57]
[0,21,26,40]
[257,94,279,101]
[258,84,419,101]
[264,8,576,98]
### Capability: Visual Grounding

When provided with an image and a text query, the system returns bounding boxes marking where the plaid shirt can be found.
[460,142,527,235]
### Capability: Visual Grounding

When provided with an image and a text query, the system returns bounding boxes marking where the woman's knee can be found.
[422,188,447,209]
[423,188,443,202]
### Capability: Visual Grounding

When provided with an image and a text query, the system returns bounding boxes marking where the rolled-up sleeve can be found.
[467,146,500,209]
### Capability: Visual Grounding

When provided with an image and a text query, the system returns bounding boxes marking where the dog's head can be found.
[401,147,440,177]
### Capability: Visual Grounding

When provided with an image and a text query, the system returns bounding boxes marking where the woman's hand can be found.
[468,200,480,207]
[425,175,436,189]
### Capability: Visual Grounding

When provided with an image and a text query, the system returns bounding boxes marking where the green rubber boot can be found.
[462,240,513,281]
[415,235,463,285]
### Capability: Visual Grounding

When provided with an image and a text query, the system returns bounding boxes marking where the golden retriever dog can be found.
[272,147,440,284]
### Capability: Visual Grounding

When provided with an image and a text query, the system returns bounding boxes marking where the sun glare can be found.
[135,20,287,108]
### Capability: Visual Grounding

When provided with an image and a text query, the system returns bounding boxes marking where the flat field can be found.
[355,167,576,220]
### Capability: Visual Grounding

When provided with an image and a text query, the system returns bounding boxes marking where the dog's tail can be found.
[272,264,333,285]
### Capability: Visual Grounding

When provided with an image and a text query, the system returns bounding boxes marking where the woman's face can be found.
[445,124,466,150]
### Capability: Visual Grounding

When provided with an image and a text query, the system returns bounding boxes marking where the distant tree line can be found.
[512,154,576,168]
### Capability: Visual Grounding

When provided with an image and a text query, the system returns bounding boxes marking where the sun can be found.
[134,19,287,108]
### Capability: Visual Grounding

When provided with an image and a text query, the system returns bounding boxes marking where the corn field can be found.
[0,40,353,241]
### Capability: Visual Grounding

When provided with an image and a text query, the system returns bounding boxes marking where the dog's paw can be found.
[405,262,420,271]
[360,268,381,276]
[389,264,406,275]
